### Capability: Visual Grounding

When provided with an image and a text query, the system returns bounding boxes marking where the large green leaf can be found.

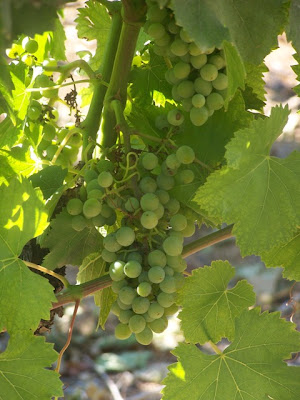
[243,62,267,110]
[42,211,103,270]
[0,117,21,149]
[286,0,300,54]
[163,308,300,400]
[29,165,68,200]
[10,62,31,120]
[0,334,63,399]
[178,261,255,344]
[194,106,300,255]
[172,0,288,64]
[223,41,245,107]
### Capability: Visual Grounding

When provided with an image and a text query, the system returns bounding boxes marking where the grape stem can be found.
[23,260,70,288]
[51,225,234,310]
[43,59,96,80]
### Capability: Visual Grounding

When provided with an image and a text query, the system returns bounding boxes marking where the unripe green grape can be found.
[111,301,121,316]
[153,44,168,56]
[119,309,134,324]
[176,145,195,164]
[43,123,56,141]
[156,174,175,190]
[205,46,215,54]
[117,297,132,310]
[119,286,137,305]
[206,92,224,110]
[148,249,167,268]
[200,63,218,81]
[79,186,87,202]
[169,230,184,242]
[162,159,177,176]
[180,28,192,43]
[209,54,226,70]
[127,252,143,263]
[163,236,183,256]
[125,197,140,212]
[148,302,164,319]
[167,20,180,34]
[27,104,41,120]
[83,198,102,218]
[174,272,185,289]
[24,39,38,54]
[135,327,153,345]
[139,176,157,193]
[170,39,189,57]
[171,86,182,102]
[153,203,164,220]
[71,215,87,231]
[190,54,207,69]
[111,279,127,294]
[165,69,181,85]
[109,261,125,281]
[166,255,183,269]
[160,276,177,293]
[173,61,191,80]
[177,169,195,184]
[115,323,132,340]
[137,282,152,297]
[124,260,142,278]
[98,171,113,188]
[164,303,179,316]
[194,77,212,96]
[142,152,159,170]
[100,204,114,218]
[116,226,135,247]
[164,266,174,276]
[140,193,159,212]
[167,109,184,126]
[157,292,176,308]
[190,106,209,126]
[165,198,180,215]
[68,132,82,147]
[212,73,228,90]
[148,23,166,40]
[141,211,158,229]
[148,316,168,333]
[170,214,188,231]
[102,249,117,263]
[177,80,195,99]
[192,93,205,108]
[147,4,168,22]
[86,179,101,193]
[155,189,170,205]
[181,97,192,112]
[84,169,98,183]
[103,234,122,252]
[132,297,150,314]
[181,220,196,238]
[143,312,155,323]
[129,315,146,333]
[189,42,203,56]
[88,189,103,200]
[155,33,171,47]
[67,198,83,216]
[148,266,165,283]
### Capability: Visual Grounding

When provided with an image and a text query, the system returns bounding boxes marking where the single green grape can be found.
[109,261,125,281]
[135,327,153,345]
[117,297,132,310]
[124,260,142,278]
[140,211,158,229]
[170,214,188,231]
[115,323,132,340]
[176,80,195,99]
[148,23,166,40]
[118,286,137,305]
[190,106,209,126]
[88,189,103,200]
[181,98,193,112]
[67,198,83,216]
[71,215,87,232]
[139,176,157,193]
[200,63,218,81]
[174,272,185,289]
[119,309,134,324]
[164,266,174,276]
[190,54,207,69]
[148,249,167,268]
[140,193,160,212]
[173,61,191,80]
[176,145,195,164]
[148,317,168,333]
[212,73,228,90]
[111,279,127,294]
[163,236,183,256]
[148,266,165,283]
[116,227,135,247]
[169,230,184,242]
[129,315,146,333]
[167,20,180,34]
[157,291,176,308]
[86,179,101,193]
[148,302,164,319]
[156,174,175,190]
[100,204,114,218]
[23,38,38,54]
[160,276,177,293]
[27,103,42,120]
[180,28,192,43]
[209,54,226,70]
[155,190,170,205]
[206,92,224,110]
[125,197,140,212]
[110,301,121,316]
[171,85,182,102]
[153,203,164,220]
[164,303,179,316]
[170,38,189,57]
[165,198,180,215]
[181,220,196,238]
[43,123,56,141]
[142,153,159,170]
[155,33,171,47]
[194,77,212,96]
[189,42,203,56]
[102,249,117,263]
[147,4,168,22]
[176,169,195,184]
[165,68,181,85]
[83,198,102,219]
[98,171,113,188]
[68,132,82,147]
[132,297,150,314]
[103,234,122,252]
[192,93,205,108]
[137,282,152,297]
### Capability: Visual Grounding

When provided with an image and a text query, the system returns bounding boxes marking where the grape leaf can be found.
[10,62,31,120]
[286,0,300,54]
[51,18,66,61]
[194,106,300,255]
[76,0,111,70]
[0,117,21,149]
[78,253,115,329]
[172,0,288,64]
[0,334,63,399]
[0,177,48,259]
[243,62,267,110]
[223,41,245,107]
[29,165,68,200]
[178,261,255,344]
[0,258,56,332]
[261,230,300,281]
[42,211,103,270]
[163,308,300,400]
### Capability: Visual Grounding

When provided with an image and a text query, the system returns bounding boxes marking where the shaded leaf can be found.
[29,165,68,200]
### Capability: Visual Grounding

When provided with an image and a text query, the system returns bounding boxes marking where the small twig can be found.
[23,260,70,288]
[209,341,222,355]
[96,368,124,400]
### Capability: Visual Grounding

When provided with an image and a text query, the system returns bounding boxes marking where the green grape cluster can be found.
[66,145,197,344]
[145,0,228,127]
